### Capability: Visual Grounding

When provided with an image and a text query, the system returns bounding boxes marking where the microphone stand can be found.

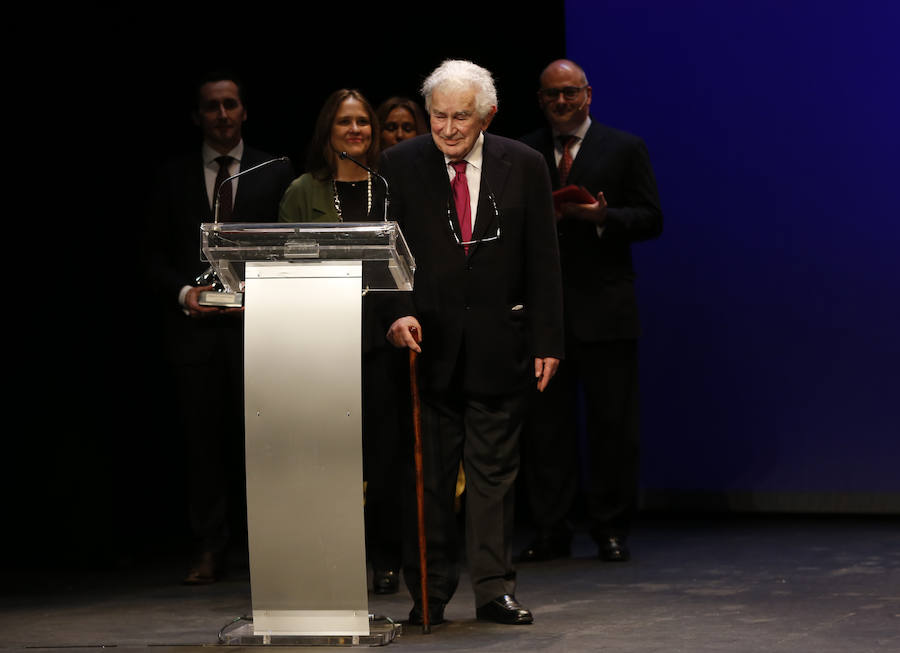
[214,156,291,223]
[198,156,292,306]
[338,151,390,221]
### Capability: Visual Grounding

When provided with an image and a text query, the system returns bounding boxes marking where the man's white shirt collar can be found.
[442,131,485,170]
[202,140,244,166]
[202,140,244,209]
[553,117,591,147]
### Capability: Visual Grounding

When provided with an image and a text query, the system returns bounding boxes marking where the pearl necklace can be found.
[332,172,372,221]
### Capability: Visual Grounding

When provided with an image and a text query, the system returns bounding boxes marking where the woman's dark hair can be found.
[375,96,428,136]
[307,89,380,180]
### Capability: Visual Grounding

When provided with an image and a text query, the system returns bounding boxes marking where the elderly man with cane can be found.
[381,59,564,627]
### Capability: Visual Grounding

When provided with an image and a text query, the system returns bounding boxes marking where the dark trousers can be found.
[362,346,409,574]
[522,338,640,541]
[402,385,526,607]
[172,319,246,557]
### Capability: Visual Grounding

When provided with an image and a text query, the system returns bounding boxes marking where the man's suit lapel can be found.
[566,122,604,188]
[232,147,263,218]
[471,134,509,248]
[193,153,213,218]
[536,130,560,189]
[532,122,606,191]
[417,138,454,235]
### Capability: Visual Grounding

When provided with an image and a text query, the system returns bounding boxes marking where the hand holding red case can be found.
[553,185,597,212]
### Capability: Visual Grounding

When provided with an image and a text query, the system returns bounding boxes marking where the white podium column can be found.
[242,260,368,637]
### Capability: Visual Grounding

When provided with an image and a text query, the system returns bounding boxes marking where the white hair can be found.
[421,59,498,119]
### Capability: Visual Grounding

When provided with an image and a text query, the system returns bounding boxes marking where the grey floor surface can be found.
[2,515,898,652]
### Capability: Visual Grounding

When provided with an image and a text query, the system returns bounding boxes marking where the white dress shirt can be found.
[443,131,485,230]
[202,140,244,210]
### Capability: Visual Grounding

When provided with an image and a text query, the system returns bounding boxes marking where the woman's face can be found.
[331,96,372,159]
[381,106,418,148]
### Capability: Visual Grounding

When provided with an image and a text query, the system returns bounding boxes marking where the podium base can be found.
[220,618,401,647]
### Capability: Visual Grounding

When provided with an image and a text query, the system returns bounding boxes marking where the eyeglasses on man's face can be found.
[539,85,589,101]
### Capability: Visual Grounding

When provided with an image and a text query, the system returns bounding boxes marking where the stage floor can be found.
[3,514,898,652]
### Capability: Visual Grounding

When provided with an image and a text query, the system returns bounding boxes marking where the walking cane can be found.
[408,326,431,634]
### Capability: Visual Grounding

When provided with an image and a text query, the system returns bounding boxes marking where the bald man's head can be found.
[538,59,592,133]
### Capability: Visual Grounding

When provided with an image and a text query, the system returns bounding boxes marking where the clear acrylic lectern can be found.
[200,222,414,645]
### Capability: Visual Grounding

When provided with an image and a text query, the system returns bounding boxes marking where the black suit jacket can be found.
[379,133,564,396]
[145,145,294,363]
[520,121,663,341]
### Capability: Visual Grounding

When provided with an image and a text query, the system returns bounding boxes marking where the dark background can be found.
[16,3,568,567]
[14,0,897,570]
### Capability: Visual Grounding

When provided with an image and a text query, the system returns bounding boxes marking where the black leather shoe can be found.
[408,599,445,625]
[599,536,631,562]
[476,594,533,624]
[517,534,571,562]
[373,569,399,595]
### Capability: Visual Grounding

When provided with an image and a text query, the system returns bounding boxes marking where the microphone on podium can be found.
[198,156,292,307]
[339,151,390,221]
[214,156,292,223]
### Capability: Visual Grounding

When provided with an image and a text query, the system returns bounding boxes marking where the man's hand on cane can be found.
[388,316,423,352]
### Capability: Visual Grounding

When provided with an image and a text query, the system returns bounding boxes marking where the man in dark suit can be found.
[379,60,564,626]
[145,72,293,584]
[518,59,663,564]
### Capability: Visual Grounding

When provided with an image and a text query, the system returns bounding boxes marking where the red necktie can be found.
[451,160,471,251]
[214,155,233,221]
[557,135,576,186]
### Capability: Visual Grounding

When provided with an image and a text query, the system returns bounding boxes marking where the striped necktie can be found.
[557,135,576,186]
